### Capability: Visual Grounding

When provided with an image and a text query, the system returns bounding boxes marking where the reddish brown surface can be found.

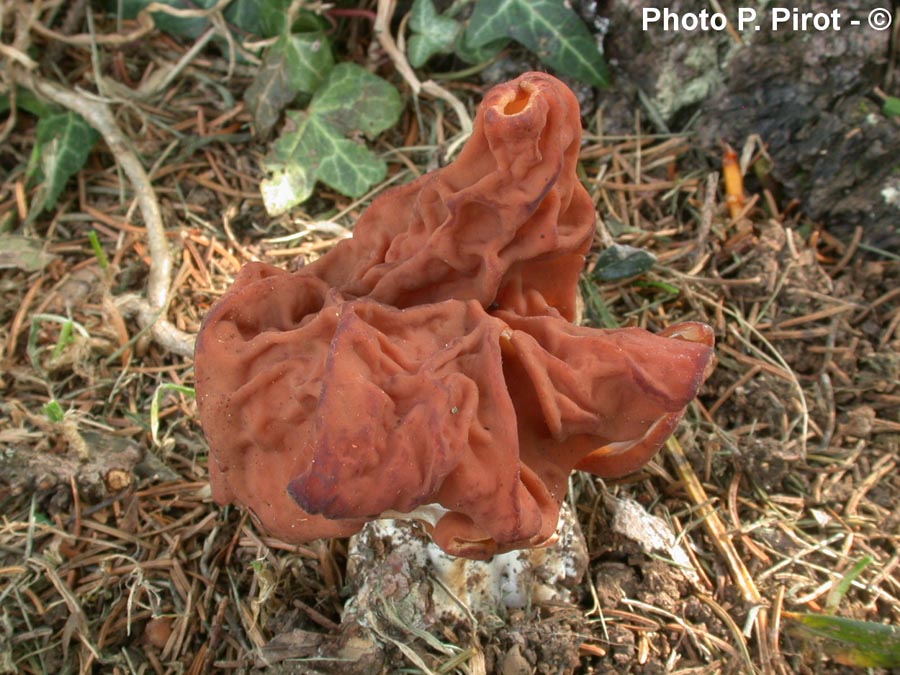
[194,72,714,559]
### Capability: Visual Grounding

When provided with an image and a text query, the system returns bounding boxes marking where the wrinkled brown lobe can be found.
[195,73,714,559]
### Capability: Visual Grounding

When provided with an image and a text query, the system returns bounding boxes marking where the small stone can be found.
[501,644,533,675]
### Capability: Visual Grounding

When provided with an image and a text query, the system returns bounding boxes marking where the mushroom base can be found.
[344,501,587,628]
[255,504,588,672]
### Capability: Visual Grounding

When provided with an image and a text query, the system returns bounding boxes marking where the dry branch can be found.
[24,73,195,357]
[374,0,473,142]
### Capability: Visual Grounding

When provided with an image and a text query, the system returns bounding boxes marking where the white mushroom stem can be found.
[346,503,587,625]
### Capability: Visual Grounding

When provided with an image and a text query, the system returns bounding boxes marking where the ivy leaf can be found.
[280,32,333,92]
[591,244,657,281]
[310,63,403,138]
[260,4,325,40]
[0,87,50,117]
[110,0,264,38]
[260,65,403,215]
[27,112,98,212]
[260,153,312,216]
[223,0,266,36]
[244,45,303,138]
[112,0,214,39]
[453,35,509,67]
[258,0,293,37]
[463,0,609,87]
[245,30,334,137]
[407,0,461,68]
[262,111,387,215]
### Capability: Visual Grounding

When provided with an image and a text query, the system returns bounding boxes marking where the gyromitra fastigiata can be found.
[195,72,714,560]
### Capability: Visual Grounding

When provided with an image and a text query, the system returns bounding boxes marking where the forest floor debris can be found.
[1,5,898,674]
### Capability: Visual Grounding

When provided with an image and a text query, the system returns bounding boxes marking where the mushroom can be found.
[302,70,596,319]
[194,72,715,560]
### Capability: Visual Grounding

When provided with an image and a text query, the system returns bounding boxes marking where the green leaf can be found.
[112,0,214,39]
[0,87,50,117]
[310,63,403,138]
[259,2,322,38]
[245,30,334,137]
[592,244,657,281]
[281,31,334,93]
[108,0,265,38]
[579,276,619,328]
[825,555,873,612]
[223,0,265,35]
[27,112,99,212]
[786,612,900,668]
[51,319,75,359]
[261,111,387,215]
[259,64,403,214]
[259,0,292,37]
[452,36,509,67]
[463,0,609,87]
[245,49,297,138]
[43,400,65,423]
[407,0,461,68]
[633,279,680,296]
[88,230,110,270]
[883,96,900,118]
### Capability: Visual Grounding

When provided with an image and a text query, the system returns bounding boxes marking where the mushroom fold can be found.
[195,72,715,560]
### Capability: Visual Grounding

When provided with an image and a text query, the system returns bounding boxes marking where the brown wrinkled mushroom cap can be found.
[195,72,715,560]
[304,72,595,319]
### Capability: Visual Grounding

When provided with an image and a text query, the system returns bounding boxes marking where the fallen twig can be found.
[29,10,155,47]
[666,436,761,604]
[24,73,195,357]
[667,435,780,674]
[691,171,718,265]
[374,0,473,145]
